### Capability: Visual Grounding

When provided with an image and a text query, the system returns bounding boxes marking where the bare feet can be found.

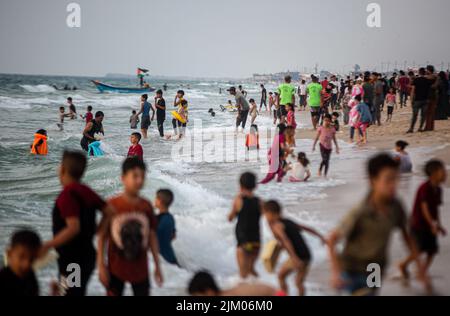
[398,262,410,280]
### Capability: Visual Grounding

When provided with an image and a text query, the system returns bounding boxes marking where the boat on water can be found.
[92,80,155,93]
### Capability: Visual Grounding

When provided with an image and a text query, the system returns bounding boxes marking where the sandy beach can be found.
[293,104,450,296]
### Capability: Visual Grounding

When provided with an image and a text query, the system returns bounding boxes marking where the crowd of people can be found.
[1,67,449,296]
[1,150,447,296]
[228,68,450,146]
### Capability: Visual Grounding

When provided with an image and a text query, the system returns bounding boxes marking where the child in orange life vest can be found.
[30,129,48,155]
[245,124,260,151]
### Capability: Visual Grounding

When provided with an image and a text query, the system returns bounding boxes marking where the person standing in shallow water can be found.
[154,89,166,137]
[260,84,267,111]
[137,94,154,139]
[80,111,104,153]
[228,86,250,131]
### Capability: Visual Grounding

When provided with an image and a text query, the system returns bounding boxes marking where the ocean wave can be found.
[20,84,56,93]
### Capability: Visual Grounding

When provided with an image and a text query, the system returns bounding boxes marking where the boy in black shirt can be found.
[228,172,262,279]
[0,229,42,296]
[155,89,166,137]
[263,200,325,296]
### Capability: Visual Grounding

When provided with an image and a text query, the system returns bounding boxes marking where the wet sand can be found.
[292,105,450,296]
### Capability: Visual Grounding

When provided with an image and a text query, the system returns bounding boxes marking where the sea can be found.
[0,73,442,295]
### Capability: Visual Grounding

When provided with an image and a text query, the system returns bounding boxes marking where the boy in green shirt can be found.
[306,75,323,130]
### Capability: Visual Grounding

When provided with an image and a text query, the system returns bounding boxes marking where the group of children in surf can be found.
[129,90,189,140]
[1,151,179,296]
[238,75,341,184]
[221,153,448,296]
[5,147,446,296]
[30,87,191,159]
[15,79,449,296]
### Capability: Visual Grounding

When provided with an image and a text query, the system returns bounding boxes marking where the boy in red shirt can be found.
[97,157,163,296]
[80,105,93,124]
[400,159,447,287]
[127,132,144,160]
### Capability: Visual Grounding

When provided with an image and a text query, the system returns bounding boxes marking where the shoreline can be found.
[290,106,450,295]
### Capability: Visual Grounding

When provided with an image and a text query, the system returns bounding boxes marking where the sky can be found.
[1,0,450,78]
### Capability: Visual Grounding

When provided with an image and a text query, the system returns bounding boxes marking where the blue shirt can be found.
[142,101,151,116]
[357,102,372,123]
[156,212,178,265]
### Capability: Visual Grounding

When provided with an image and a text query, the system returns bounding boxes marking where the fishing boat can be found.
[91,80,155,93]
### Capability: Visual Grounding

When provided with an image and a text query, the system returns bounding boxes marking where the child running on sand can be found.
[327,154,425,296]
[127,132,143,160]
[263,200,326,296]
[312,114,339,177]
[97,157,163,296]
[155,189,178,266]
[385,87,396,122]
[399,160,447,291]
[40,150,113,296]
[0,229,42,296]
[288,152,311,182]
[228,172,262,279]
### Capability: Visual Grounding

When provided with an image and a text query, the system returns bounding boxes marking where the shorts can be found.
[108,273,150,296]
[277,106,287,118]
[299,95,307,106]
[411,229,438,255]
[387,106,394,115]
[341,271,377,296]
[310,107,320,117]
[238,242,261,254]
[141,115,151,130]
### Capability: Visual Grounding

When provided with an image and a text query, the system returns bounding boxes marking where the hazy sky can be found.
[1,0,450,78]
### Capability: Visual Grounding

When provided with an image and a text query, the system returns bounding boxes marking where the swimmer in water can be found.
[57,106,71,131]
[67,97,77,119]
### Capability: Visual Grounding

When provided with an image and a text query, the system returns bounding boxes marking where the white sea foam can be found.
[20,84,56,93]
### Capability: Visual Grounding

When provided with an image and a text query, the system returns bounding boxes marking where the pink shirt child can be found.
[287,110,297,129]
[385,93,396,105]
[318,126,336,150]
